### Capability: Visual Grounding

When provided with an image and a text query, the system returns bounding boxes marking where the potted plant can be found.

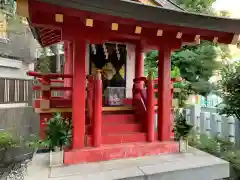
[0,132,36,167]
[42,113,72,167]
[174,110,193,153]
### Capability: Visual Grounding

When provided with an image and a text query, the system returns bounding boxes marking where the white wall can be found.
[85,43,135,98]
[126,44,135,98]
[0,57,34,79]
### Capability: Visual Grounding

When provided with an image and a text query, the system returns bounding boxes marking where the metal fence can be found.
[0,77,33,105]
[185,105,240,147]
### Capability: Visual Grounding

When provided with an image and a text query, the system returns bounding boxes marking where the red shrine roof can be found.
[30,0,183,47]
[25,0,240,47]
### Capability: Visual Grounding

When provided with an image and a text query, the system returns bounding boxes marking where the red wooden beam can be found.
[32,86,72,91]
[63,25,184,50]
[28,0,234,44]
[51,79,64,83]
[30,10,62,30]
[27,71,73,79]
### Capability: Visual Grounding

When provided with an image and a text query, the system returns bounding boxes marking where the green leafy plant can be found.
[43,113,72,151]
[0,132,17,150]
[195,134,220,156]
[222,150,240,180]
[24,134,42,150]
[173,110,193,140]
[217,62,240,120]
[0,0,16,17]
[38,48,51,73]
[0,132,42,150]
[188,132,240,179]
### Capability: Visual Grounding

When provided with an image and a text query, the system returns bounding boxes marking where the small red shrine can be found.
[17,0,240,165]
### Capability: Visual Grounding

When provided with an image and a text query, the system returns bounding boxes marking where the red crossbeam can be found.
[27,71,73,79]
[32,86,72,91]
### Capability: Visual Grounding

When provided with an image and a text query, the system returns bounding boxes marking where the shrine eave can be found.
[21,0,240,47]
[35,0,240,34]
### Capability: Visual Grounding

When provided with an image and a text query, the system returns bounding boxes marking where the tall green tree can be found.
[145,0,231,97]
[0,0,16,17]
[217,62,240,120]
[175,0,216,14]
[35,48,51,73]
[172,41,226,96]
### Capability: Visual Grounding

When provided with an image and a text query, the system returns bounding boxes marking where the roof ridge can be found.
[153,0,184,10]
[163,0,184,10]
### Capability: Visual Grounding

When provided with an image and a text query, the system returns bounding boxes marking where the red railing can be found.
[28,71,73,98]
[133,74,155,142]
[27,71,73,79]
[27,72,98,117]
[92,70,102,147]
[86,75,94,125]
[27,71,73,109]
[27,71,103,147]
[133,75,181,141]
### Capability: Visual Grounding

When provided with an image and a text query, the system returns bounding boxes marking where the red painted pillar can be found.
[72,39,86,149]
[68,42,73,96]
[170,81,174,139]
[64,41,73,99]
[86,75,94,125]
[158,47,171,141]
[147,72,155,142]
[133,43,144,102]
[135,43,144,79]
[93,70,102,147]
[64,41,69,98]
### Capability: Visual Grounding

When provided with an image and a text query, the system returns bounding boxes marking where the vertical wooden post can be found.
[64,41,69,98]
[170,80,174,139]
[68,42,73,97]
[158,47,171,141]
[133,42,144,103]
[64,41,73,99]
[147,72,155,142]
[40,79,51,139]
[41,78,51,100]
[86,75,94,125]
[72,39,86,149]
[135,43,144,79]
[93,70,102,147]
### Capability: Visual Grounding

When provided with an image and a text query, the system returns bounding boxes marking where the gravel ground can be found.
[0,159,31,180]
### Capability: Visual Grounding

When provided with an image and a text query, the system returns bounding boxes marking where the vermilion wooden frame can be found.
[25,0,240,165]
[28,0,234,47]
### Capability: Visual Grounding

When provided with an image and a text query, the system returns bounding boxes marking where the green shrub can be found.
[188,133,240,179]
[0,132,17,150]
[43,113,72,151]
[173,110,193,140]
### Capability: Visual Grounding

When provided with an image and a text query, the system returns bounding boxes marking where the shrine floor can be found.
[25,147,229,180]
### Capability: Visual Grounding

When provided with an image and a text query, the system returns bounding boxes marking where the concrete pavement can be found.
[25,147,229,180]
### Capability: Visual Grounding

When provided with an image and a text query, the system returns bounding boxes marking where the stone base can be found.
[64,141,178,164]
[50,147,229,180]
